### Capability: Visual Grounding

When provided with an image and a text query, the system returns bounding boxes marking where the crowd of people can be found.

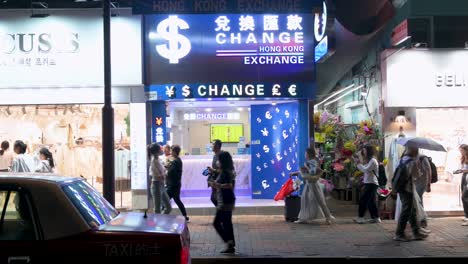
[0,140,55,173]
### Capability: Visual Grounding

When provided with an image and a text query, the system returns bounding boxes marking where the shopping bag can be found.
[274,178,294,201]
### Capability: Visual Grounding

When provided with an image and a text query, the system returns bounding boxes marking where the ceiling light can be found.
[324,85,364,107]
[393,110,409,124]
[316,84,355,107]
[205,108,212,112]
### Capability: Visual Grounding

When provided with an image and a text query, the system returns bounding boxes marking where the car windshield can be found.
[62,180,118,227]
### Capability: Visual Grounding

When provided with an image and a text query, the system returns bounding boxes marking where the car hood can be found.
[98,212,187,235]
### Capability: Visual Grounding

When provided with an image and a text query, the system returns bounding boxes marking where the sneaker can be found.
[419,227,431,234]
[413,232,429,240]
[353,217,367,224]
[185,217,190,223]
[326,216,336,225]
[368,217,382,224]
[294,219,309,224]
[462,222,468,226]
[221,241,235,254]
[463,217,468,222]
[393,234,410,242]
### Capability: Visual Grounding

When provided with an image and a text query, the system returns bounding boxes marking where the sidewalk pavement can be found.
[189,215,468,259]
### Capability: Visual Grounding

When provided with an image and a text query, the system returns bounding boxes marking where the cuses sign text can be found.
[0,32,80,67]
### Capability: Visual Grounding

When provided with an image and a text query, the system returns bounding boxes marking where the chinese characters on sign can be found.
[151,102,167,144]
[214,14,305,65]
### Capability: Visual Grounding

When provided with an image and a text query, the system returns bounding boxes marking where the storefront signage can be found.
[391,19,408,46]
[144,13,315,99]
[314,1,328,62]
[0,11,141,88]
[133,0,321,14]
[384,49,468,107]
[151,102,167,144]
[146,82,315,100]
[183,112,240,121]
[435,73,467,87]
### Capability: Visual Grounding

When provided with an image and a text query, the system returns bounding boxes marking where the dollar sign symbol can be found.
[156,15,191,64]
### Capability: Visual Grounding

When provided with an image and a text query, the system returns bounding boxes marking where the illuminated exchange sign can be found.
[145,14,315,95]
[133,0,322,14]
[145,82,315,100]
[183,112,241,121]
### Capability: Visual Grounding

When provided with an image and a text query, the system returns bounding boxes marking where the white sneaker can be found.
[326,216,336,225]
[369,217,382,224]
[294,219,308,224]
[354,217,366,224]
[463,218,468,222]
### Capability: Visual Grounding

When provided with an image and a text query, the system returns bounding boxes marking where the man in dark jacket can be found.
[166,145,189,222]
[208,139,223,206]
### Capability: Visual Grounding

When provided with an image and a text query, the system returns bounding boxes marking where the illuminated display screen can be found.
[144,13,316,100]
[210,123,244,143]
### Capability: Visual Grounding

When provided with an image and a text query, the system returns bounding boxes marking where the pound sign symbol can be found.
[156,16,191,64]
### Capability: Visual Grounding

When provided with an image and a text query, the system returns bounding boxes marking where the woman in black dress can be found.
[212,151,236,254]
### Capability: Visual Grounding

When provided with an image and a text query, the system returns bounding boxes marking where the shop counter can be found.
[180,154,251,192]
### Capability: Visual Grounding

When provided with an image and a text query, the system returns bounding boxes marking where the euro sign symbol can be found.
[156,16,191,64]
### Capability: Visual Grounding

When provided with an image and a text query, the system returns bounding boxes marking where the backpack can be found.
[392,158,412,192]
[377,164,387,187]
[421,156,438,184]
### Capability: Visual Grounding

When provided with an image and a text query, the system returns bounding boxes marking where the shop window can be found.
[0,190,36,240]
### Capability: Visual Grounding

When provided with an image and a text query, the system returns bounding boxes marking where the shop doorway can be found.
[167,100,298,204]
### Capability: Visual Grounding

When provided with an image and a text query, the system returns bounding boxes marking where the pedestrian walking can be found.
[11,140,36,173]
[354,144,381,224]
[290,147,335,224]
[0,141,13,172]
[207,139,223,207]
[456,144,468,226]
[148,143,172,214]
[415,153,432,232]
[393,146,428,241]
[35,147,55,173]
[166,145,189,222]
[212,151,236,254]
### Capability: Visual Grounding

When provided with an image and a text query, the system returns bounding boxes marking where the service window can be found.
[0,190,36,240]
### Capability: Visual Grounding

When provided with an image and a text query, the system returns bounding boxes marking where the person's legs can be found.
[172,188,188,218]
[151,182,161,214]
[358,184,373,218]
[415,183,428,227]
[462,186,468,219]
[222,211,235,246]
[366,184,379,219]
[210,189,218,207]
[160,182,172,214]
[213,210,227,242]
[312,184,333,220]
[396,191,413,236]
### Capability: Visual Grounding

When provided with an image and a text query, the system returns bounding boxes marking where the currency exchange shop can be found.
[139,1,324,200]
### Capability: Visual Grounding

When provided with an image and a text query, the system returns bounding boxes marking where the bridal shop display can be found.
[0,104,132,206]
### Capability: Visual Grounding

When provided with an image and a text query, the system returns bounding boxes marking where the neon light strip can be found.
[216,50,257,53]
[216,53,304,56]
[315,84,355,107]
[324,85,364,107]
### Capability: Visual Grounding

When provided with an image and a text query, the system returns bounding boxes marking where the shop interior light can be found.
[394,110,409,123]
[237,107,243,111]
[205,108,212,112]
[315,84,355,108]
[324,85,364,107]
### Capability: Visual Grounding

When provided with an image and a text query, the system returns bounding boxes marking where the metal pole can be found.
[102,0,115,206]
